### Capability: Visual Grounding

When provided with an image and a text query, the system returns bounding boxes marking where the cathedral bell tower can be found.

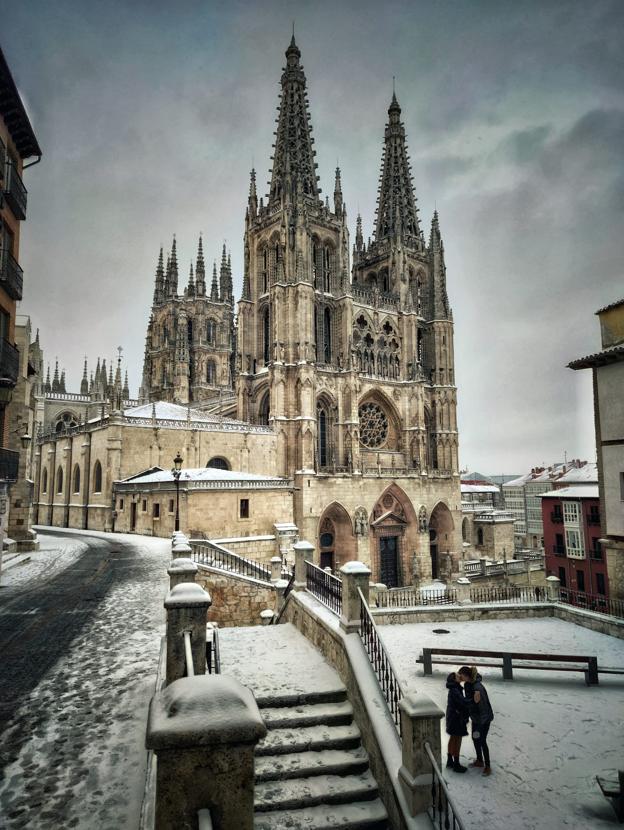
[236,36,350,474]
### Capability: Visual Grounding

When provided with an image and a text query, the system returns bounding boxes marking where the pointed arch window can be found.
[262,248,268,293]
[56,466,64,494]
[259,392,270,426]
[262,306,270,364]
[73,464,81,494]
[323,307,332,364]
[477,527,484,546]
[42,467,48,494]
[316,401,331,469]
[206,319,217,345]
[187,319,193,344]
[206,361,216,385]
[323,246,332,292]
[93,460,103,494]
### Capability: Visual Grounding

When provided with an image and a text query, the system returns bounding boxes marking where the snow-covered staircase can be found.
[253,688,389,829]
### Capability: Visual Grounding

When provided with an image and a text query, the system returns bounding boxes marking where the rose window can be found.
[358,402,388,448]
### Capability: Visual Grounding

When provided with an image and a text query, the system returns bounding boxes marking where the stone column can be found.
[339,561,371,633]
[375,583,388,608]
[146,675,267,830]
[164,583,212,685]
[172,541,192,560]
[293,540,314,591]
[480,558,488,576]
[546,574,561,601]
[270,556,282,582]
[274,578,289,615]
[167,558,198,590]
[455,576,472,605]
[398,693,444,816]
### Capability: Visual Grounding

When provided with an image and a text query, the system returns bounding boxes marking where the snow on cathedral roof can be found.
[124,401,247,425]
[120,467,290,485]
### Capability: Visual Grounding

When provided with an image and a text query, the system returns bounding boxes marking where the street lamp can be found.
[172,452,183,532]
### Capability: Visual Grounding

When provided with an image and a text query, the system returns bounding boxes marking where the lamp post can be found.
[172,452,183,532]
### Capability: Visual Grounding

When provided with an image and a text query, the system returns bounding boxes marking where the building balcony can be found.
[552,544,566,557]
[550,512,563,524]
[587,515,601,526]
[590,548,603,561]
[3,160,27,220]
[0,447,19,481]
[0,250,23,301]
[0,338,20,386]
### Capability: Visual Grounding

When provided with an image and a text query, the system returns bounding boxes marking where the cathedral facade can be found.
[34,36,461,587]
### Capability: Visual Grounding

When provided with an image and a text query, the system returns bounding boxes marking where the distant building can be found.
[569,298,624,602]
[541,485,606,599]
[0,47,42,559]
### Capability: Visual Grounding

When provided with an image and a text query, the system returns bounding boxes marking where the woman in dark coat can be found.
[445,672,469,772]
[458,665,494,776]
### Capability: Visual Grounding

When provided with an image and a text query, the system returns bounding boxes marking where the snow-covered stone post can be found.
[479,558,488,576]
[398,694,444,816]
[270,556,282,582]
[455,576,472,605]
[164,583,212,685]
[339,561,371,633]
[376,583,388,608]
[167,558,198,590]
[172,541,192,561]
[293,539,314,591]
[274,578,290,615]
[546,574,561,602]
[146,675,267,830]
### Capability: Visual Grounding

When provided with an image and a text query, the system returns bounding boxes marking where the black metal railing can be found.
[0,249,23,301]
[469,585,549,604]
[587,514,601,526]
[271,568,296,625]
[3,160,27,220]
[424,741,467,830]
[190,540,272,582]
[359,588,403,735]
[305,560,342,615]
[206,627,221,674]
[550,512,563,524]
[560,588,624,619]
[377,586,458,608]
[0,338,19,385]
[590,548,603,560]
[552,544,566,556]
[0,447,19,481]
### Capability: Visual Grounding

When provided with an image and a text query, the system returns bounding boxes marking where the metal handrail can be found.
[190,540,272,582]
[271,568,296,625]
[424,741,467,830]
[358,587,403,735]
[377,587,458,608]
[469,585,549,604]
[560,588,624,619]
[183,630,194,677]
[305,559,342,615]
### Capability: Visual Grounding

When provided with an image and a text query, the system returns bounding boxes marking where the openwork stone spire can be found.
[153,246,165,305]
[268,35,319,206]
[374,92,421,244]
[80,357,89,395]
[195,234,206,296]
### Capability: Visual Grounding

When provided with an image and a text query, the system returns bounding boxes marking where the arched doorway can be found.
[370,484,419,587]
[317,503,356,572]
[429,502,455,580]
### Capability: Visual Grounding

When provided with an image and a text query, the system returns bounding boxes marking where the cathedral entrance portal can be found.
[379,536,399,588]
[429,502,455,582]
[429,528,439,579]
[317,503,355,573]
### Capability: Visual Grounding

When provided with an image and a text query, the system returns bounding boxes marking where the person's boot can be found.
[470,759,484,768]
[446,754,454,768]
[482,766,492,776]
[452,759,467,773]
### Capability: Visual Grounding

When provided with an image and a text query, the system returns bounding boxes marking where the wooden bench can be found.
[417,647,601,685]
[596,771,623,822]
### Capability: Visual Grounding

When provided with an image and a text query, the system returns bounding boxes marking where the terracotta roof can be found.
[568,343,624,370]
[595,298,624,315]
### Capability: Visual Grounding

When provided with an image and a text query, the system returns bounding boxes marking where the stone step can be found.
[254,797,389,830]
[256,686,347,709]
[255,747,369,783]
[261,700,353,731]
[256,722,361,757]
[254,770,380,812]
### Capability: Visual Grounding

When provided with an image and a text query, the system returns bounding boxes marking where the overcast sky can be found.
[4,0,623,473]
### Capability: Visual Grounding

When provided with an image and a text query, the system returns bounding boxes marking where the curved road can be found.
[0,530,169,830]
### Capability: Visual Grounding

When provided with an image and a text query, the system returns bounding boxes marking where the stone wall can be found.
[210,536,278,563]
[282,591,410,830]
[196,567,276,628]
[464,568,548,590]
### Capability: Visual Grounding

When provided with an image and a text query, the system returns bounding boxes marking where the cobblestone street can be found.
[0,530,169,829]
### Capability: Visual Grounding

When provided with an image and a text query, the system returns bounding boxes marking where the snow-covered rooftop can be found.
[120,467,290,485]
[461,483,499,494]
[540,485,599,499]
[123,401,247,425]
[557,462,598,484]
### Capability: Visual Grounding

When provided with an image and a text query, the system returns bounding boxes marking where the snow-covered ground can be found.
[0,533,89,588]
[0,530,170,830]
[379,617,624,830]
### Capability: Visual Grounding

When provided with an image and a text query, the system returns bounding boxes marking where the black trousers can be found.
[472,718,492,766]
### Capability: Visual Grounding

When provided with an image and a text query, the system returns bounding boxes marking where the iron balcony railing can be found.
[190,540,273,583]
[358,588,403,735]
[206,627,221,674]
[560,588,624,619]
[0,338,20,386]
[552,544,566,557]
[376,586,458,608]
[0,249,24,301]
[424,741,467,830]
[305,560,342,615]
[3,160,27,220]
[550,512,563,524]
[469,585,549,604]
[0,447,20,481]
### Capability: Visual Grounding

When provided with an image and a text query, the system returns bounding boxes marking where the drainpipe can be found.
[83,432,92,530]
[64,437,73,528]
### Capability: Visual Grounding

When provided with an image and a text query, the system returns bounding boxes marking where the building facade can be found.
[569,299,624,601]
[0,47,42,561]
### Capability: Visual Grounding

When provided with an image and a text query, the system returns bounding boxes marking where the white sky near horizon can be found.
[3,0,622,473]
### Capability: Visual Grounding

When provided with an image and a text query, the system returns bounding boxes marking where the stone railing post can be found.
[293,540,314,591]
[398,694,445,816]
[270,556,282,582]
[546,574,561,602]
[167,558,198,590]
[375,583,388,608]
[274,578,289,614]
[164,583,212,685]
[480,558,488,576]
[455,576,472,605]
[339,561,371,633]
[146,675,267,830]
[172,541,192,560]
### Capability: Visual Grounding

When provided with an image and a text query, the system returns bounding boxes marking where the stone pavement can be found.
[0,529,170,830]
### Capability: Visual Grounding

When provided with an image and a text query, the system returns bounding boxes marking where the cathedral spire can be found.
[153,246,165,305]
[123,370,130,400]
[187,261,195,298]
[268,35,319,207]
[211,261,219,302]
[429,210,450,319]
[168,235,178,297]
[80,357,89,395]
[333,167,343,217]
[248,168,258,217]
[219,244,229,302]
[355,213,363,252]
[59,369,66,394]
[195,234,206,296]
[44,364,51,394]
[226,251,233,305]
[52,359,60,393]
[374,92,421,245]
